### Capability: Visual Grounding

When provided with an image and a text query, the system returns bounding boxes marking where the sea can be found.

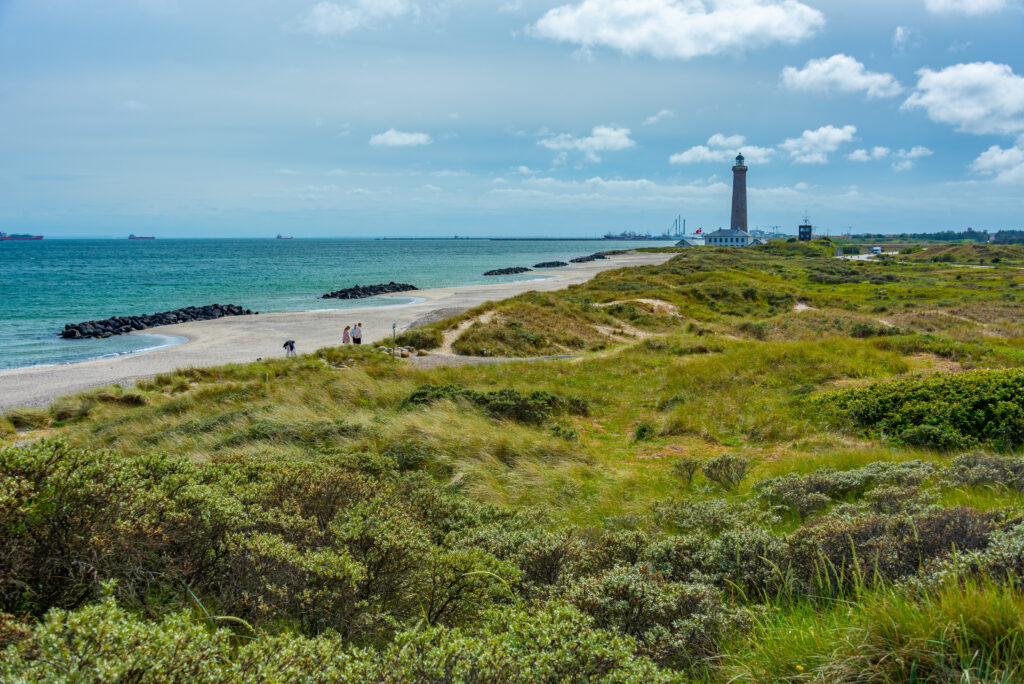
[0,238,673,371]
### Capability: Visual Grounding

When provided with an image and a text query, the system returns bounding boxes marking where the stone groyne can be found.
[321,282,419,299]
[61,304,253,339]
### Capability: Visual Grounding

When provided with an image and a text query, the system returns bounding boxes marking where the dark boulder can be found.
[483,267,532,276]
[569,252,610,264]
[533,261,569,268]
[321,282,419,300]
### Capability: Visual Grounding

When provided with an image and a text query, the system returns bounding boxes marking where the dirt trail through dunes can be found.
[439,311,495,354]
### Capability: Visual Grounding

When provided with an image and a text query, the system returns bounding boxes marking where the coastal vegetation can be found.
[4,242,1024,681]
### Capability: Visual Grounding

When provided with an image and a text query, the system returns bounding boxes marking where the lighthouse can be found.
[704,153,757,246]
[730,152,748,232]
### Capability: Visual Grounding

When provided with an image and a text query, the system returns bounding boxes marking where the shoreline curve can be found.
[0,251,674,410]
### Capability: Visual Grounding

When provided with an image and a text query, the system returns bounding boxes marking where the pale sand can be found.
[0,251,674,410]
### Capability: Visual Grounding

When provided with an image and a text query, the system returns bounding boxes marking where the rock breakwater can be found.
[321,282,419,299]
[569,252,608,264]
[483,267,532,276]
[533,261,568,268]
[61,304,253,339]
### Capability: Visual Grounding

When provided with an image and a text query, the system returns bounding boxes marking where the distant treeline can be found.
[847,229,1024,244]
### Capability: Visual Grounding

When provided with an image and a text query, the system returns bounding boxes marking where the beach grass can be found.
[4,243,1024,679]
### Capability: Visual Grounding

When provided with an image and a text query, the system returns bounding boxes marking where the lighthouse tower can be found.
[730,153,748,232]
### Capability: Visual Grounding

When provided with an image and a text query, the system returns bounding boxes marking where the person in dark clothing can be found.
[283,339,296,357]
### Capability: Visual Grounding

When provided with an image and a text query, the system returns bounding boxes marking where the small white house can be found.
[704,228,755,247]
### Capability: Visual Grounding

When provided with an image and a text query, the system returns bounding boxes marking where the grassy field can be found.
[3,241,1024,681]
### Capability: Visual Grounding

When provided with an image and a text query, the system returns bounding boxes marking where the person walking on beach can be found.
[352,323,362,345]
[342,325,351,344]
[283,339,296,357]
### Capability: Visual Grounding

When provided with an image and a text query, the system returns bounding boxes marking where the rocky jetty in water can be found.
[61,304,253,339]
[483,267,532,276]
[569,252,609,264]
[533,261,568,268]
[321,282,419,300]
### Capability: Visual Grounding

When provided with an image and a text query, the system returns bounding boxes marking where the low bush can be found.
[568,564,725,671]
[701,454,750,491]
[654,498,777,536]
[635,421,658,441]
[948,452,1024,490]
[551,424,579,441]
[849,321,905,338]
[671,459,701,486]
[755,460,938,519]
[788,507,998,593]
[814,369,1024,450]
[0,597,676,682]
[393,326,443,350]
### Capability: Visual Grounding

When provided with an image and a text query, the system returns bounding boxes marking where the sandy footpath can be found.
[0,251,674,410]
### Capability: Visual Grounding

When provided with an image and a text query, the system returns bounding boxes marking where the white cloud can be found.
[369,129,433,146]
[971,139,1024,181]
[849,145,931,169]
[848,146,891,161]
[892,26,916,54]
[892,146,933,170]
[781,54,903,98]
[292,0,414,35]
[903,62,1024,135]
[538,125,635,162]
[780,124,857,164]
[924,0,1005,14]
[707,133,746,148]
[530,0,825,60]
[899,145,933,160]
[670,133,775,165]
[643,109,674,125]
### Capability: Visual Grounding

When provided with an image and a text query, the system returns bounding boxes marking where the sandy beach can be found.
[0,251,674,410]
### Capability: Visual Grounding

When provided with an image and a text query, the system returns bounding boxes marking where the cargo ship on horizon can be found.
[128,234,155,240]
[0,232,43,241]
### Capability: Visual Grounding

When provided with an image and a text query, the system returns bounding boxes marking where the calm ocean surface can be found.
[0,238,671,370]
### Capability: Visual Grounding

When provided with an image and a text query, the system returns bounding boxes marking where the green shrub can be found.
[849,321,904,338]
[701,454,750,491]
[755,461,937,519]
[551,424,579,442]
[788,507,998,593]
[634,421,658,441]
[814,369,1024,451]
[393,326,443,350]
[653,498,775,536]
[671,459,701,486]
[0,597,675,682]
[899,424,965,450]
[948,452,1024,490]
[568,564,725,670]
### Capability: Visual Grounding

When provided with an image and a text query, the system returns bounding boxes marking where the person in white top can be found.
[351,323,362,345]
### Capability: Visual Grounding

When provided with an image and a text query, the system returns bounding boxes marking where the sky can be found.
[1,0,1023,238]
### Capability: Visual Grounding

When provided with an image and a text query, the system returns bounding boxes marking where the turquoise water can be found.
[0,238,671,370]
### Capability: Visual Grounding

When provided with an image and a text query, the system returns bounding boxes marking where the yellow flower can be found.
[796,665,805,671]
